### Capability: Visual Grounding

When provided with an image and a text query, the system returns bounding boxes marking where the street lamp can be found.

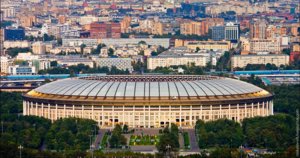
[166,144,171,158]
[90,144,95,158]
[18,145,23,158]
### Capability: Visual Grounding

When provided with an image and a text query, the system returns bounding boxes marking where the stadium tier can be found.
[23,75,273,128]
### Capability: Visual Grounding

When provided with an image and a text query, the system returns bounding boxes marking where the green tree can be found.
[80,44,86,54]
[108,48,114,56]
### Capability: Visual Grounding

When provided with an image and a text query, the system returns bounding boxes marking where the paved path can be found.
[186,129,200,152]
[179,133,184,149]
[94,129,108,149]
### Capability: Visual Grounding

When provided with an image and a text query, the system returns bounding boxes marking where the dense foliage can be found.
[0,115,51,149]
[108,124,127,148]
[196,114,296,151]
[269,85,300,115]
[242,114,296,150]
[156,124,180,153]
[7,47,32,57]
[46,117,99,151]
[0,92,23,114]
[241,76,300,115]
[195,119,244,148]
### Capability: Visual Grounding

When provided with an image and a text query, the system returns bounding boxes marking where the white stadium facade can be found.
[23,75,274,128]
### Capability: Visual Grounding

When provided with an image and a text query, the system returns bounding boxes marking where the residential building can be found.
[181,40,231,51]
[0,56,10,74]
[3,41,31,48]
[180,21,203,36]
[231,54,290,69]
[95,58,133,72]
[249,39,281,54]
[250,19,268,39]
[32,42,46,54]
[85,22,121,38]
[147,53,207,70]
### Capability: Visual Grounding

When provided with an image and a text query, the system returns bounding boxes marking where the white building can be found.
[16,52,39,61]
[231,54,290,69]
[95,58,133,72]
[0,56,11,74]
[8,65,36,75]
[3,41,31,49]
[147,54,207,70]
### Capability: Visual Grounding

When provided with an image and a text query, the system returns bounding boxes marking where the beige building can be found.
[147,54,207,70]
[231,54,290,69]
[249,39,281,54]
[32,42,46,54]
[179,40,231,51]
[180,21,203,36]
[0,56,10,74]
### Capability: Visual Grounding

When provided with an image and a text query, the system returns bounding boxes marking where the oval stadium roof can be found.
[33,75,266,98]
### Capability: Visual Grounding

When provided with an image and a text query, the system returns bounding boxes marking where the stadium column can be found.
[219,105,222,119]
[251,103,254,117]
[148,106,150,128]
[190,105,192,127]
[81,105,84,118]
[210,105,212,121]
[262,102,265,116]
[271,100,274,115]
[244,103,247,119]
[92,105,94,120]
[266,101,270,116]
[229,104,231,120]
[31,102,33,115]
[237,104,240,122]
[48,103,50,120]
[158,106,161,127]
[64,104,66,118]
[35,102,38,116]
[257,102,260,116]
[144,106,146,128]
[55,104,58,120]
[112,106,115,128]
[41,103,44,117]
[101,105,104,127]
[179,105,182,128]
[122,106,125,126]
[73,105,75,117]
[200,105,203,120]
[23,101,26,115]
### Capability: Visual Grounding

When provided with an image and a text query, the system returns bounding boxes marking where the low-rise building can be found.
[95,58,133,72]
[32,42,46,54]
[180,40,231,52]
[3,41,31,48]
[147,53,207,70]
[231,54,290,69]
[249,38,281,54]
[0,56,11,74]
[8,65,36,75]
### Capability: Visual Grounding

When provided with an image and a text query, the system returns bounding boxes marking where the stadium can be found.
[23,75,273,128]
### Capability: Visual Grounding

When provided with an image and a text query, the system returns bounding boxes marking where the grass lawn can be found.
[100,132,109,149]
[183,132,190,149]
[129,135,159,145]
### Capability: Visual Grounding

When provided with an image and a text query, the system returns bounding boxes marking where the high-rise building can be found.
[250,19,268,39]
[120,16,131,33]
[210,26,225,41]
[86,22,121,38]
[4,28,25,41]
[32,42,46,54]
[180,21,203,36]
[225,22,240,41]
[20,15,37,27]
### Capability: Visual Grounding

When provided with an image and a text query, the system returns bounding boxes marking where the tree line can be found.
[195,114,296,151]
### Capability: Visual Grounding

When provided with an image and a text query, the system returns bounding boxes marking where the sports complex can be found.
[23,75,274,128]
